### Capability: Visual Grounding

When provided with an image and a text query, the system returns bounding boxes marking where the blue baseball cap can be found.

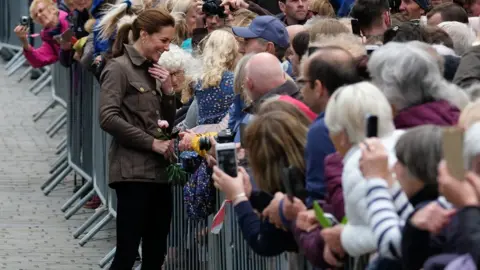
[232,15,290,49]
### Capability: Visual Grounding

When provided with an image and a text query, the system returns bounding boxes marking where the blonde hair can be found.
[171,12,189,45]
[30,0,58,21]
[311,33,367,58]
[230,9,257,27]
[171,0,194,13]
[158,44,201,102]
[97,0,153,40]
[200,29,239,88]
[308,18,350,42]
[245,108,310,193]
[310,0,335,17]
[458,99,480,129]
[233,53,254,104]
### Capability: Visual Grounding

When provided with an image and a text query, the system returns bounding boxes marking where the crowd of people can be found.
[14,0,480,269]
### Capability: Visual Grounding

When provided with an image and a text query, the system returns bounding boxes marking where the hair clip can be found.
[123,0,132,8]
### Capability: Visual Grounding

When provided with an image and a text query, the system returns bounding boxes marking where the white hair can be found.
[368,41,469,111]
[324,82,395,144]
[464,122,480,172]
[158,44,202,81]
[431,44,458,57]
[438,21,476,56]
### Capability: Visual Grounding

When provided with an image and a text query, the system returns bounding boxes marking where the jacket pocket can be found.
[129,81,156,111]
[119,149,158,180]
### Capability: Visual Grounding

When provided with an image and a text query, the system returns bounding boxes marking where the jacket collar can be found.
[243,80,299,114]
[124,44,150,67]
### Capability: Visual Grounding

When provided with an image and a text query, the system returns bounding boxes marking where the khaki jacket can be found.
[99,44,176,186]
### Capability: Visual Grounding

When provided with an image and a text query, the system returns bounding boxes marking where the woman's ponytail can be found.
[97,0,131,40]
[112,22,133,57]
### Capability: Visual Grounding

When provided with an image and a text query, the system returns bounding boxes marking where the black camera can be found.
[202,0,227,18]
[20,16,29,26]
[198,128,235,151]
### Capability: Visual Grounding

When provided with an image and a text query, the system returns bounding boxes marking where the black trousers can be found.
[110,182,173,270]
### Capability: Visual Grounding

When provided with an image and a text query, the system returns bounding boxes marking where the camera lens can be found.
[198,136,211,151]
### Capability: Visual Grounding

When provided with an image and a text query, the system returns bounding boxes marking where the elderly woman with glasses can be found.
[14,0,71,68]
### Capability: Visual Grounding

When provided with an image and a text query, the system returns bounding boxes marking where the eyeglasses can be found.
[170,70,185,78]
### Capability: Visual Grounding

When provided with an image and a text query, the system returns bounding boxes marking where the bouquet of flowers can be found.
[157,120,188,186]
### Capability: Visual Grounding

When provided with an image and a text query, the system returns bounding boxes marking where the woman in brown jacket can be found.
[98,8,176,269]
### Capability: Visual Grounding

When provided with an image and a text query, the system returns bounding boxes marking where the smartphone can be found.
[442,127,465,180]
[239,123,247,147]
[282,167,295,203]
[54,29,74,43]
[216,142,238,178]
[351,18,361,36]
[365,114,378,138]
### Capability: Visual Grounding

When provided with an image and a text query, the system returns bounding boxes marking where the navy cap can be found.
[413,0,430,10]
[232,15,290,49]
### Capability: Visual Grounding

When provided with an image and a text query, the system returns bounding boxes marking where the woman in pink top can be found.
[14,0,70,68]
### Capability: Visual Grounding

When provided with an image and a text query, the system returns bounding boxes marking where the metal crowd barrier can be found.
[1,3,363,270]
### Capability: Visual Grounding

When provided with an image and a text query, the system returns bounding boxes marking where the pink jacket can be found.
[23,10,70,68]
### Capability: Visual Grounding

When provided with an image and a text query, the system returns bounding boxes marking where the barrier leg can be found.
[64,188,95,220]
[28,70,49,92]
[5,50,23,69]
[99,247,116,268]
[43,166,73,196]
[55,141,67,156]
[73,207,107,239]
[56,137,67,150]
[47,116,67,138]
[17,66,33,83]
[41,159,68,190]
[7,57,27,77]
[49,157,67,176]
[33,99,57,122]
[32,75,52,95]
[79,213,113,247]
[61,181,93,212]
[46,111,67,135]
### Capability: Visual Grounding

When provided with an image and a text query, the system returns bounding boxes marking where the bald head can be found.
[287,25,306,43]
[245,52,286,100]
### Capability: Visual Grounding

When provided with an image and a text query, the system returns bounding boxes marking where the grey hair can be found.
[158,44,202,81]
[438,21,476,56]
[325,82,395,144]
[233,53,255,102]
[465,83,480,101]
[395,125,443,185]
[368,41,469,111]
[408,41,445,77]
[464,122,480,172]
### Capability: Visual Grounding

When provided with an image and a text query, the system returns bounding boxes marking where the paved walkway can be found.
[0,59,114,269]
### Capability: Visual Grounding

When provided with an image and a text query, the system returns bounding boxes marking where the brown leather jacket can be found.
[99,44,176,186]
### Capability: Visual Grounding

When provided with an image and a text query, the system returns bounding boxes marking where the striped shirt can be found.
[366,179,452,260]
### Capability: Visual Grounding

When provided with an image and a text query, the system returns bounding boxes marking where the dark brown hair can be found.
[112,8,175,57]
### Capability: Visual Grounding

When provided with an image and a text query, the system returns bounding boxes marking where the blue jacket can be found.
[90,0,112,57]
[305,113,336,207]
[234,200,298,256]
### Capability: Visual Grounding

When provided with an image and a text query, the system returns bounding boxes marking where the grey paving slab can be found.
[0,63,115,270]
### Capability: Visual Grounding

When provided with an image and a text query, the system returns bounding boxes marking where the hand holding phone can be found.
[216,142,238,177]
[442,127,465,180]
[365,114,378,138]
